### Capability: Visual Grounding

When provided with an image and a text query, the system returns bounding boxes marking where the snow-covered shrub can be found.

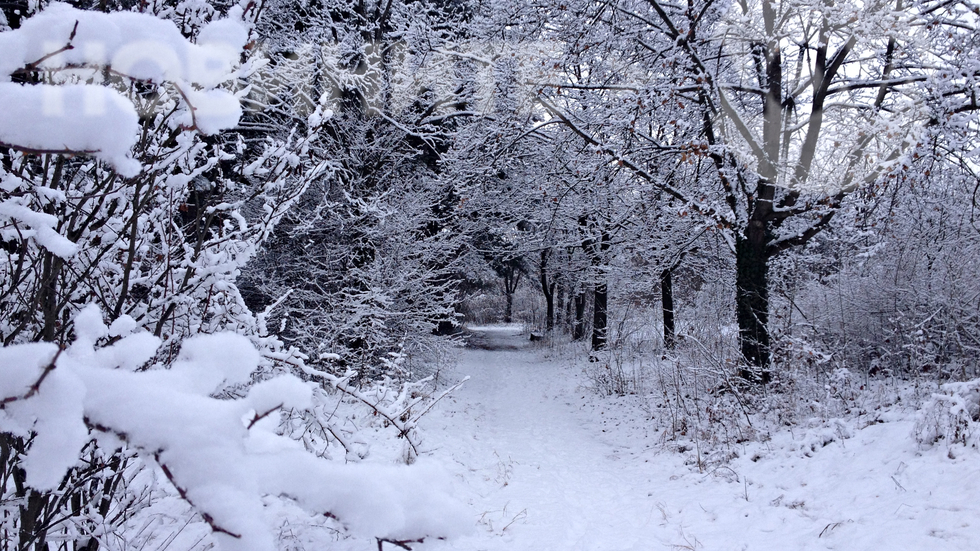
[586,352,647,397]
[915,379,980,448]
[0,3,463,548]
[0,2,305,349]
[233,0,473,378]
[0,305,468,551]
[0,3,265,547]
[769,139,980,382]
[645,352,757,470]
[283,369,468,466]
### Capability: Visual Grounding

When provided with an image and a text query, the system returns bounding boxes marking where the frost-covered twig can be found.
[0,347,62,408]
[404,377,470,425]
[299,364,422,456]
[154,453,243,540]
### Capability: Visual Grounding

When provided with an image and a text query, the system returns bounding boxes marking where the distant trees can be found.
[238,0,477,373]
[526,0,979,378]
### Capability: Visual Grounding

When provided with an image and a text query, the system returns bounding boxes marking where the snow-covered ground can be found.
[416,325,980,551]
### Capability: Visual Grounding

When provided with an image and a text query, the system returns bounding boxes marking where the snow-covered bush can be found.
[0,3,466,549]
[0,1,294,349]
[915,379,980,449]
[0,305,468,550]
[767,126,980,382]
[233,0,473,377]
[0,3,268,546]
[585,353,646,397]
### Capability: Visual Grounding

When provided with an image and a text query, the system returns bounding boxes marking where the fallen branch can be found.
[376,537,428,550]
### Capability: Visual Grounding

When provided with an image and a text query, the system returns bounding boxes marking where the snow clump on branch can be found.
[0,2,248,175]
[0,305,469,550]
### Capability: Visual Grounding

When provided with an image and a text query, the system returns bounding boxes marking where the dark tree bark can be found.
[3,433,53,551]
[592,280,607,351]
[502,265,521,323]
[539,249,556,332]
[572,290,587,341]
[660,268,675,350]
[581,223,610,352]
[736,229,771,381]
[555,281,565,330]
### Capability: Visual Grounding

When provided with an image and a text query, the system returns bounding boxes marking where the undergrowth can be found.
[570,325,974,471]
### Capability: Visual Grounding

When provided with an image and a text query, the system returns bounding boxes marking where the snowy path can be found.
[418,326,980,551]
[426,327,659,550]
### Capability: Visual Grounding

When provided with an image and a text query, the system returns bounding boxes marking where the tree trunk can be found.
[579,220,610,351]
[502,265,521,324]
[539,250,555,332]
[735,225,771,381]
[734,2,780,382]
[555,282,565,330]
[572,291,586,341]
[591,280,607,351]
[661,268,675,350]
[543,286,555,332]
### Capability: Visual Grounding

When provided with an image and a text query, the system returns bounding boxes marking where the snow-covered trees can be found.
[1,0,979,548]
[237,0,477,375]
[1,2,469,549]
[0,1,293,348]
[522,0,979,378]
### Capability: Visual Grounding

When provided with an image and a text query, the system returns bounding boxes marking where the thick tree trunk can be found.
[735,225,771,381]
[581,223,610,352]
[591,280,607,351]
[555,282,565,330]
[502,265,521,324]
[539,250,555,332]
[660,268,675,350]
[734,1,780,382]
[543,285,555,332]
[572,291,587,341]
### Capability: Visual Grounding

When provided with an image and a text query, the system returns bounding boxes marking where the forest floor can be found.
[414,325,980,551]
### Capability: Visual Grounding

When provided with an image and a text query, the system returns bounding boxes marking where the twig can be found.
[154,453,242,539]
[246,403,283,429]
[819,521,846,538]
[0,141,99,156]
[401,376,470,422]
[0,347,63,408]
[501,508,527,532]
[297,364,421,456]
[890,475,906,492]
[376,537,426,550]
[16,21,79,73]
[172,82,200,132]
[325,423,353,455]
[90,409,253,544]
